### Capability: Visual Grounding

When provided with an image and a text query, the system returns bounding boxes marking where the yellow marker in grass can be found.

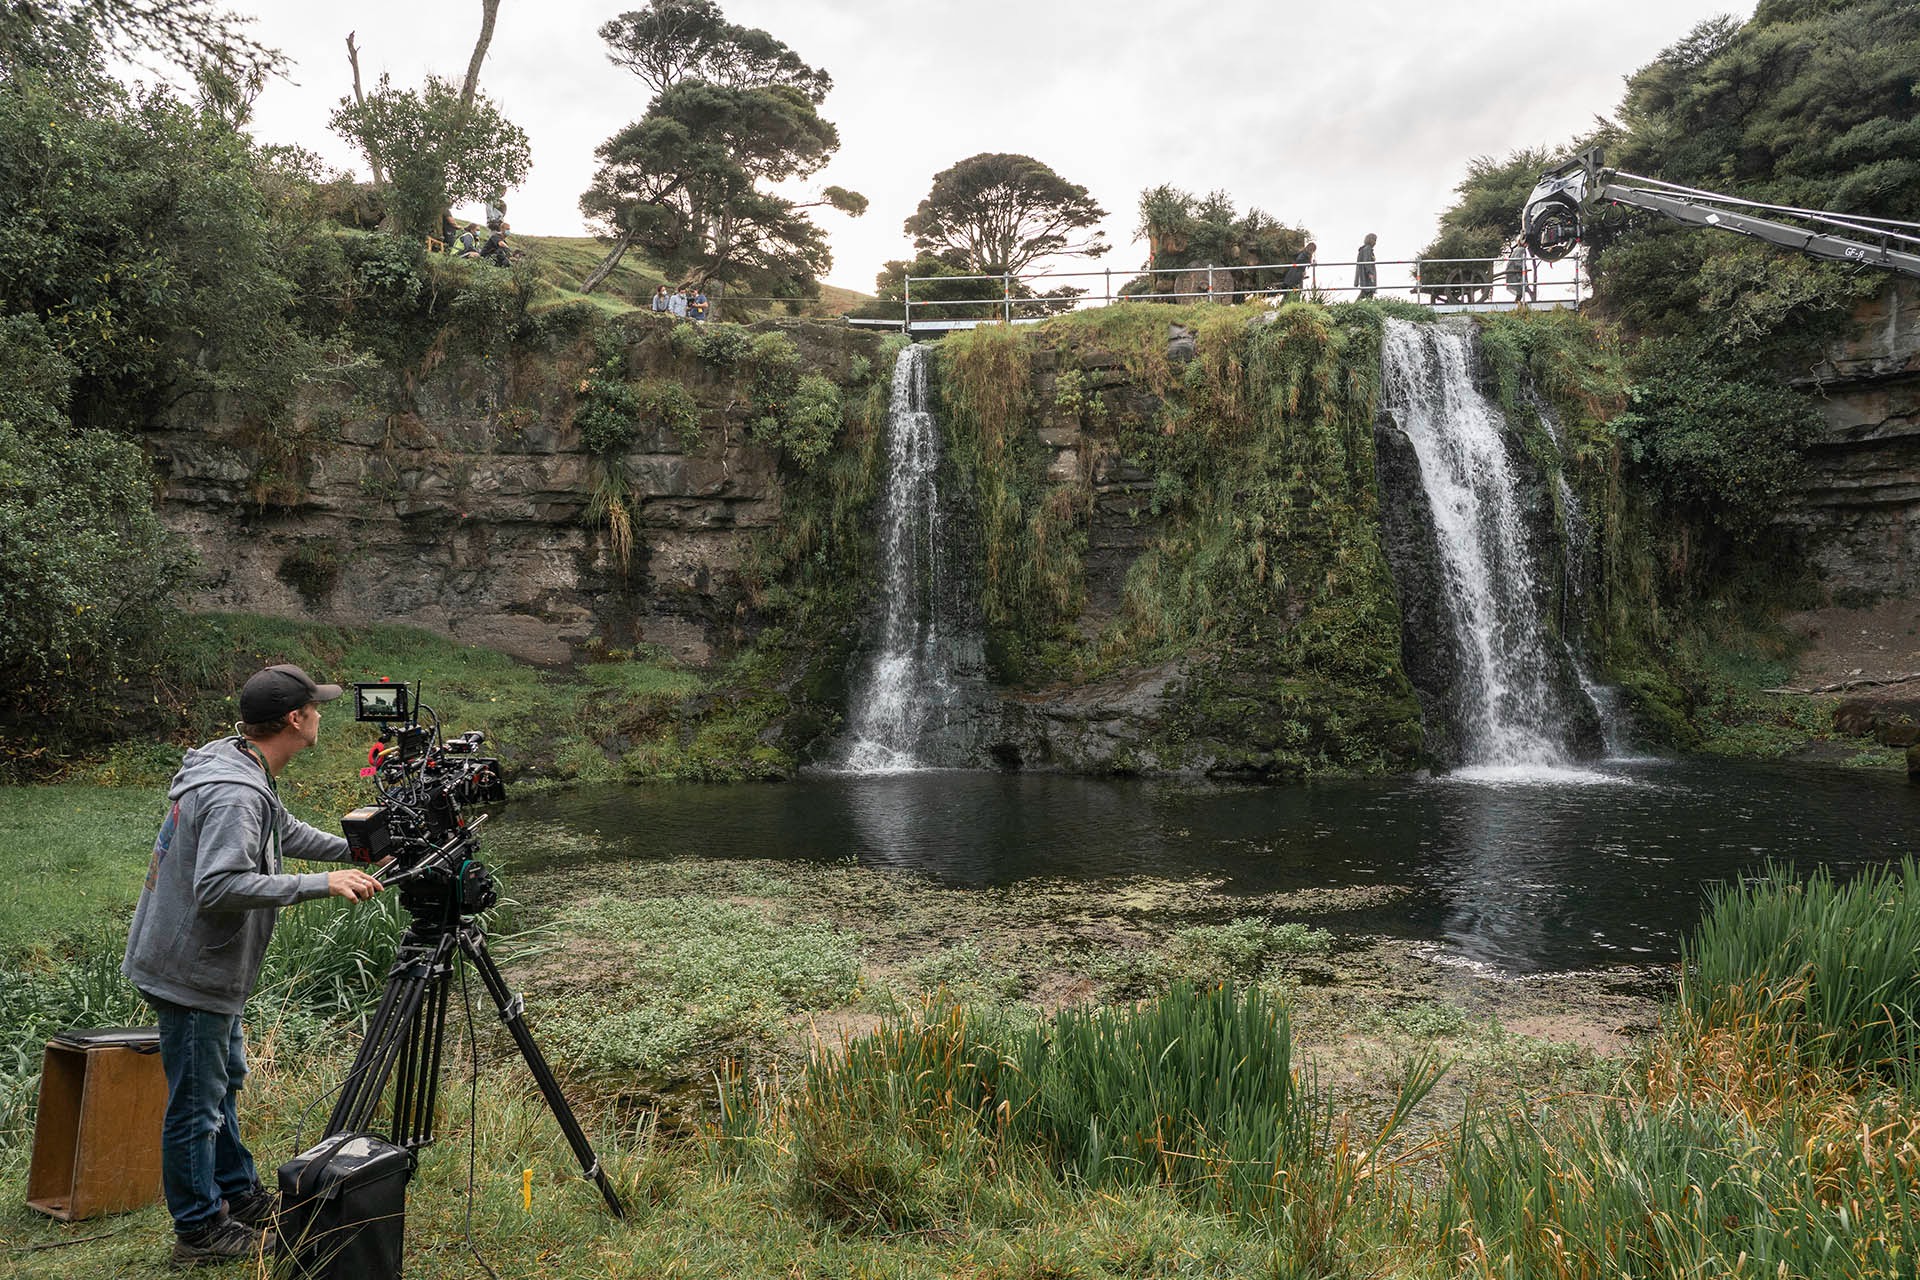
[522,1168,533,1211]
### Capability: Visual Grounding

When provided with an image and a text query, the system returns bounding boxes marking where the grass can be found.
[1683,858,1920,1086]
[535,896,861,1078]
[513,235,874,322]
[0,786,161,954]
[4,791,1916,1278]
[1443,862,1920,1278]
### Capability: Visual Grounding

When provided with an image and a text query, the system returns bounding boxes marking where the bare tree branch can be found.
[459,0,501,112]
[581,233,633,294]
[345,31,386,186]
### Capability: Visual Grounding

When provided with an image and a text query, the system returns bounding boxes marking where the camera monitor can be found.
[354,682,412,723]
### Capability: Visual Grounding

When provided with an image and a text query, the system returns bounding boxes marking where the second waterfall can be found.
[1378,317,1606,772]
[836,343,984,772]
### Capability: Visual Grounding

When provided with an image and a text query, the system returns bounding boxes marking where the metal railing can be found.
[896,256,1586,330]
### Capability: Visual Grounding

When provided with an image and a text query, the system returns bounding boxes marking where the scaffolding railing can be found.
[896,255,1585,329]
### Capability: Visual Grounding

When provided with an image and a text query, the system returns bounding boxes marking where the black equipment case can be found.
[277,1133,415,1280]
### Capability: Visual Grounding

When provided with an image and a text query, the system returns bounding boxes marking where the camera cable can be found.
[459,953,503,1280]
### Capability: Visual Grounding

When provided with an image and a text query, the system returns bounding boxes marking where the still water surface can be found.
[494,758,1918,976]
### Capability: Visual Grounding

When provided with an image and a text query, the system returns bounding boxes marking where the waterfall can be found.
[837,344,979,772]
[1551,469,1628,757]
[1379,318,1597,770]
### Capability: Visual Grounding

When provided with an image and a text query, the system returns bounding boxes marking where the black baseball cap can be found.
[239,664,344,722]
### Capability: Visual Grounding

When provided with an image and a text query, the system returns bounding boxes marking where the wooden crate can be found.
[26,1029,166,1221]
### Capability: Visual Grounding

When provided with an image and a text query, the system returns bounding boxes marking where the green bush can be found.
[0,319,194,766]
[574,364,644,455]
[747,330,803,406]
[750,372,841,470]
[635,377,702,453]
[1617,338,1823,540]
[0,67,323,427]
[671,320,754,367]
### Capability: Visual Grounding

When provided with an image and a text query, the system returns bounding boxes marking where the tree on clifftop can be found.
[905,154,1108,277]
[580,1,862,296]
[598,0,832,100]
[1412,148,1555,297]
[329,74,530,242]
[0,0,284,81]
[1420,0,1918,547]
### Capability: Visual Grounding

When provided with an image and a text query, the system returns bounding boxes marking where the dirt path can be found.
[1784,597,1920,687]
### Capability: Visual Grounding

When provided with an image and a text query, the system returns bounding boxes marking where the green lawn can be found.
[514,234,873,321]
[0,785,162,955]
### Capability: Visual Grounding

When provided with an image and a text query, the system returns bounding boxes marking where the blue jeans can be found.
[150,995,259,1233]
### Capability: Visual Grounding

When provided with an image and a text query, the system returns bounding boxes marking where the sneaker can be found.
[225,1185,279,1229]
[169,1215,262,1268]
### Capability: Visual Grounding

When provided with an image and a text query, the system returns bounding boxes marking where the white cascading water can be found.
[1381,318,1581,770]
[1552,470,1628,757]
[839,344,961,772]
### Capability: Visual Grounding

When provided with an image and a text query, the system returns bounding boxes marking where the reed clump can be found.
[781,983,1440,1268]
[1444,861,1920,1278]
[1681,858,1920,1086]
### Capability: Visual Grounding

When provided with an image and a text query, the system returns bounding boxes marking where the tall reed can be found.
[1445,860,1920,1277]
[1682,858,1920,1087]
[793,983,1438,1261]
[1445,1089,1920,1277]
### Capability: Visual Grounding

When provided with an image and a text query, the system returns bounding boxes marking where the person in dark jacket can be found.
[123,664,383,1267]
[1280,242,1316,293]
[479,223,512,267]
[1354,233,1378,299]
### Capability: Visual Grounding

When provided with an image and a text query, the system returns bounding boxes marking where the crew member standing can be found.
[1280,242,1316,294]
[1505,245,1532,303]
[122,665,384,1267]
[1354,233,1378,300]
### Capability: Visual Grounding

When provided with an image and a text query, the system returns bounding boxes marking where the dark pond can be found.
[490,758,1919,976]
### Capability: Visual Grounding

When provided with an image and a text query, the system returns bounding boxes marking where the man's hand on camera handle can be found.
[328,868,385,902]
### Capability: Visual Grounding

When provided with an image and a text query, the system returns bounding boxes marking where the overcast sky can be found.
[224,0,1743,294]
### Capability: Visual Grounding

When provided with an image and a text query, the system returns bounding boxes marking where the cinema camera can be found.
[282,681,620,1280]
[339,681,506,914]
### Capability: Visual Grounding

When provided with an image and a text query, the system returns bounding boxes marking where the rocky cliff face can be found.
[153,315,880,665]
[1790,279,1920,600]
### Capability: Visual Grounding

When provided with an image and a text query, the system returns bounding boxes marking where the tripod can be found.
[324,851,625,1218]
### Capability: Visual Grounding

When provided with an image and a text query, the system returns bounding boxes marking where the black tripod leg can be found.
[327,933,455,1141]
[458,931,626,1218]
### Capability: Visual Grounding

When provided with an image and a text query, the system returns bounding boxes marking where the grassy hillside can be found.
[515,235,872,320]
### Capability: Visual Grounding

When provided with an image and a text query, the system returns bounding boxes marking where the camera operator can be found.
[121,664,385,1268]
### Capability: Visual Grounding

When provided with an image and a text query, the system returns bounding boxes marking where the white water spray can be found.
[1381,319,1586,769]
[839,345,970,772]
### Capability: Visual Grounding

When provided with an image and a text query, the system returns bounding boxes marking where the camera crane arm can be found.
[1521,146,1920,279]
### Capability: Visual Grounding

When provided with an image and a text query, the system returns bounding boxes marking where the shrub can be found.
[671,320,753,366]
[747,330,802,407]
[0,319,194,766]
[1617,338,1823,540]
[574,366,643,455]
[750,372,841,470]
[635,378,702,453]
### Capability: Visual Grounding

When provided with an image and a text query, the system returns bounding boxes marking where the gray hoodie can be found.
[122,738,353,1014]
